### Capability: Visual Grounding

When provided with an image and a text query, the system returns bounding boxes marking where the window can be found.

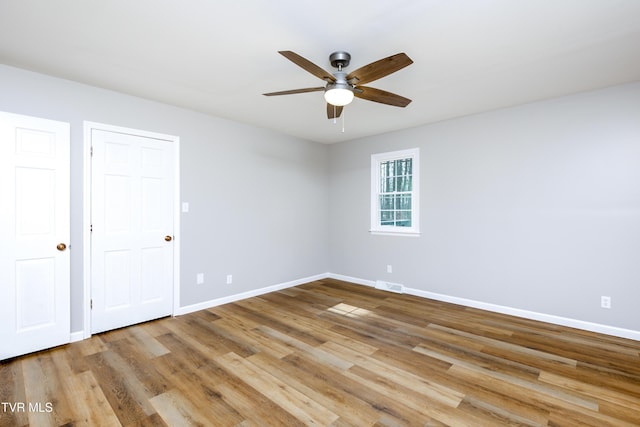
[370,148,419,235]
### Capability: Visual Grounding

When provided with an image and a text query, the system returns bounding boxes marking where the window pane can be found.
[396,211,411,227]
[380,161,394,178]
[383,177,395,192]
[395,176,404,191]
[395,176,412,192]
[394,159,403,175]
[380,195,394,209]
[396,194,411,210]
[395,158,412,176]
[380,210,394,225]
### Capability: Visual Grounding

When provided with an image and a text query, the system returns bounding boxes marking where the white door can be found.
[90,128,175,334]
[0,112,70,360]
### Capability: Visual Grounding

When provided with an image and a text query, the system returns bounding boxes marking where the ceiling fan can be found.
[263,51,413,119]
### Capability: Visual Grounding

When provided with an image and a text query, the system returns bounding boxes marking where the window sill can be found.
[370,229,421,237]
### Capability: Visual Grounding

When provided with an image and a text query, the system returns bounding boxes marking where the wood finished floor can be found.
[2,279,640,426]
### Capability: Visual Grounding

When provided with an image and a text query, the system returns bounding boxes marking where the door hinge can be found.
[90,145,94,156]
[90,299,93,309]
[90,224,93,232]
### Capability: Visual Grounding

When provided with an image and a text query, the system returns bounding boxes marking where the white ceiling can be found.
[1,0,639,144]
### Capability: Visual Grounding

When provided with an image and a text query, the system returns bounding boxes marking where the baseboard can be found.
[174,273,329,316]
[410,288,640,341]
[325,273,376,287]
[326,274,640,342]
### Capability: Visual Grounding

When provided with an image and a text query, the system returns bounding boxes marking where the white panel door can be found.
[0,111,70,360]
[91,129,174,334]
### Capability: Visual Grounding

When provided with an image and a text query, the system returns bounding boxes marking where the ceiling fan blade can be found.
[354,86,412,107]
[263,87,325,96]
[278,51,336,82]
[326,103,344,119]
[347,53,413,85]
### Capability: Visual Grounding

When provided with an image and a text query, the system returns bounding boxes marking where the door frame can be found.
[82,121,181,339]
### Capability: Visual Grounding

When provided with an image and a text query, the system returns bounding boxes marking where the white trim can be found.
[82,124,92,338]
[82,122,180,339]
[171,133,181,316]
[174,274,328,316]
[70,331,85,343]
[406,288,640,341]
[369,231,421,237]
[325,273,375,287]
[334,274,640,342]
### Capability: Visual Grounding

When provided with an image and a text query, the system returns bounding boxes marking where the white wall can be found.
[328,82,640,333]
[0,64,330,333]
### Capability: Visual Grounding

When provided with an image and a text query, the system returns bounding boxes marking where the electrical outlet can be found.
[196,273,204,284]
[387,265,393,273]
[601,296,611,309]
[226,274,233,285]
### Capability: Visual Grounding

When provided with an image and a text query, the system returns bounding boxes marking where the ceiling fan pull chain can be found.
[333,105,337,124]
[342,108,345,133]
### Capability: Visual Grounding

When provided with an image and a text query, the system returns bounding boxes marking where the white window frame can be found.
[370,148,420,236]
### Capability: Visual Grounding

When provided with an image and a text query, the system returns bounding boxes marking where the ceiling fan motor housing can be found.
[329,51,351,69]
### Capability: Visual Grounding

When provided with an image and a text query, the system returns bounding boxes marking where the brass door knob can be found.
[56,243,67,251]
[164,235,173,242]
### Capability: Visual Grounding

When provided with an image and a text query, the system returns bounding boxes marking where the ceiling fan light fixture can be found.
[324,85,354,106]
